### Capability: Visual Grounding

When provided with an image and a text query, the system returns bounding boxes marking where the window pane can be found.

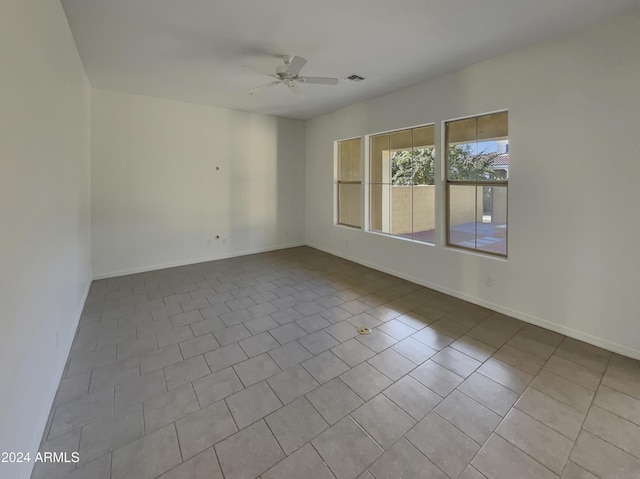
[446,112,508,256]
[412,125,435,186]
[412,146,435,186]
[338,183,351,225]
[412,183,435,243]
[369,183,390,233]
[339,140,351,181]
[370,134,388,183]
[448,118,476,144]
[447,118,478,181]
[390,129,412,150]
[476,185,507,255]
[390,184,412,236]
[447,142,478,181]
[477,112,508,141]
[350,184,362,228]
[413,125,434,148]
[448,184,477,249]
[475,140,508,182]
[350,138,362,182]
[391,148,413,185]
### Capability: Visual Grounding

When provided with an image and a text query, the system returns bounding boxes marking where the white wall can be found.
[0,1,92,478]
[91,89,305,278]
[305,12,640,359]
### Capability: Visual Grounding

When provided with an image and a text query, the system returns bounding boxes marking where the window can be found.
[369,125,435,242]
[336,137,362,228]
[445,111,508,256]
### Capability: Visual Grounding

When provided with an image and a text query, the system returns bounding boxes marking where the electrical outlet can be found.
[486,276,493,287]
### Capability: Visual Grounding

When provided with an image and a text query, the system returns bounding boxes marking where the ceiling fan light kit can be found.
[247,55,339,97]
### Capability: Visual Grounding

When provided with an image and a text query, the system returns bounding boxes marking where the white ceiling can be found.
[61,0,639,120]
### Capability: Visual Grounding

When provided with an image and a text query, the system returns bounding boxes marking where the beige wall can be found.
[370,185,507,235]
[374,184,506,235]
[390,185,435,234]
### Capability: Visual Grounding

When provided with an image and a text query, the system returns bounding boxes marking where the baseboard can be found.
[305,241,640,361]
[92,242,305,280]
[22,279,92,479]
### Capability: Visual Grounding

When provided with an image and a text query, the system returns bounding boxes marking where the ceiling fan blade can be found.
[298,76,338,85]
[242,65,278,79]
[285,56,307,75]
[288,82,305,99]
[249,81,281,95]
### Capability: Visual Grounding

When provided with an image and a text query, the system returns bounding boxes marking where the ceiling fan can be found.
[246,55,338,98]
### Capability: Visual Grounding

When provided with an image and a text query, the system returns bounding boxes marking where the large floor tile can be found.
[143,384,199,433]
[157,448,223,479]
[49,388,113,439]
[351,394,416,449]
[392,336,437,364]
[542,355,602,391]
[410,360,464,397]
[570,430,640,479]
[515,387,584,440]
[262,444,334,479]
[302,350,350,384]
[312,416,384,479]
[265,397,328,454]
[226,380,282,429]
[204,343,248,372]
[79,405,144,464]
[175,400,237,459]
[163,355,210,390]
[340,362,392,401]
[369,437,447,479]
[432,347,482,378]
[268,340,313,370]
[457,372,519,417]
[472,434,557,479]
[233,352,281,387]
[267,364,319,404]
[496,408,573,474]
[530,371,594,413]
[383,375,442,421]
[306,378,364,425]
[299,330,340,355]
[238,331,280,357]
[367,348,416,381]
[331,338,376,367]
[111,424,182,479]
[192,367,244,407]
[435,390,501,444]
[215,420,285,479]
[593,384,640,426]
[406,412,480,479]
[582,405,640,459]
[477,358,533,394]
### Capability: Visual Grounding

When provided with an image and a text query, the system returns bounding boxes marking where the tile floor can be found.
[33,246,640,479]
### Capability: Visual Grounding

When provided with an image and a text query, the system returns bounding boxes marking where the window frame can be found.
[444,110,509,258]
[366,123,437,245]
[335,137,363,229]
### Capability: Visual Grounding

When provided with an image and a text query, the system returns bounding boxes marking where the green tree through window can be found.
[391,145,499,185]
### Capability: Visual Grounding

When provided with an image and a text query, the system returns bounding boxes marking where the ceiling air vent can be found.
[346,74,365,82]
